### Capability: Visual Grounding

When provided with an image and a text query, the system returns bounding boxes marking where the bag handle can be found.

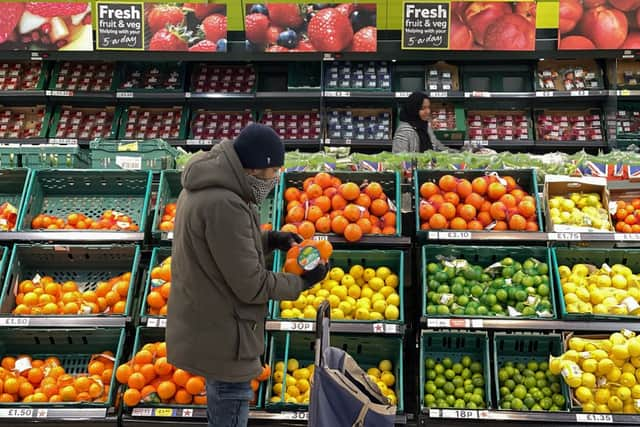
[314,300,331,367]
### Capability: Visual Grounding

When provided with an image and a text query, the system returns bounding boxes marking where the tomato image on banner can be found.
[0,2,93,51]
[244,3,377,52]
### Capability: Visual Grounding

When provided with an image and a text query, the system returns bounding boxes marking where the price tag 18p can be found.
[442,409,478,419]
[575,413,613,423]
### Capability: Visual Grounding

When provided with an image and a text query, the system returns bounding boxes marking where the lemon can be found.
[612,274,628,289]
[372,300,387,314]
[274,370,285,383]
[590,288,605,304]
[349,265,364,279]
[361,287,374,299]
[629,338,640,357]
[369,277,385,292]
[303,306,317,319]
[566,303,579,313]
[297,378,310,393]
[598,358,615,375]
[572,264,589,277]
[597,275,612,288]
[612,344,630,360]
[376,267,391,280]
[338,301,353,315]
[569,337,586,352]
[281,300,293,310]
[363,268,376,282]
[306,294,316,305]
[287,359,299,372]
[582,402,596,413]
[633,356,640,368]
[593,304,609,314]
[348,285,361,299]
[294,368,310,380]
[611,333,628,345]
[377,382,388,394]
[564,293,579,305]
[581,372,596,388]
[371,292,386,304]
[327,294,341,309]
[381,372,395,386]
[576,386,593,403]
[563,282,577,295]
[331,285,348,300]
[379,286,394,299]
[379,360,393,372]
[369,311,384,321]
[621,372,636,387]
[564,350,580,362]
[613,358,626,368]
[385,274,399,288]
[591,349,608,361]
[606,367,622,382]
[341,275,355,288]
[632,384,640,399]
[623,402,636,414]
[576,287,590,302]
[617,386,631,401]
[317,289,330,298]
[581,358,598,373]
[312,296,325,310]
[270,396,282,403]
[384,305,400,320]
[287,385,300,398]
[386,293,400,307]
[286,395,297,404]
[368,367,381,378]
[272,383,283,395]
[549,357,563,375]
[558,265,571,279]
[608,395,624,412]
[595,403,611,413]
[355,308,370,320]
[595,388,611,405]
[323,280,338,292]
[331,308,345,319]
[623,363,636,375]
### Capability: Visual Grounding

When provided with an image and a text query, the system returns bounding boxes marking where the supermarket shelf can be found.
[0,407,110,420]
[283,139,322,149]
[0,315,128,328]
[324,90,393,99]
[116,91,185,101]
[535,140,608,149]
[323,138,392,148]
[185,92,255,100]
[140,316,167,328]
[0,138,48,145]
[420,317,640,332]
[0,90,46,99]
[395,91,463,100]
[173,139,218,148]
[617,89,640,98]
[535,89,609,99]
[46,90,115,101]
[256,90,321,99]
[419,230,640,244]
[421,408,640,425]
[0,231,144,242]
[125,407,407,424]
[265,320,404,335]
[312,234,411,247]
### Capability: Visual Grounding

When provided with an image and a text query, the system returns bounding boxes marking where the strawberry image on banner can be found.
[145,3,227,52]
[0,2,92,51]
[245,3,377,52]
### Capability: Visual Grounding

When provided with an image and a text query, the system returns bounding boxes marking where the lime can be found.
[552,394,565,407]
[524,396,536,409]
[491,304,504,314]
[501,401,512,410]
[499,386,510,396]
[454,398,465,408]
[472,377,485,387]
[467,401,478,409]
[427,263,441,274]
[537,263,549,275]
[549,405,560,411]
[454,388,465,399]
[550,383,560,394]
[426,370,436,381]
[522,276,535,288]
[471,285,483,298]
[531,389,544,401]
[522,368,534,377]
[536,378,548,389]
[436,285,450,294]
[435,272,448,283]
[542,387,552,397]
[513,385,527,400]
[539,362,549,372]
[435,399,446,408]
[442,357,453,369]
[452,377,463,388]
[531,404,543,411]
[424,394,436,406]
[471,393,484,406]
[535,371,545,380]
[428,280,440,290]
[443,382,455,395]
[515,290,527,302]
[444,267,455,279]
[513,261,522,271]
[473,387,484,397]
[461,356,472,368]
[524,377,536,389]
[477,306,489,316]
[445,395,455,406]
[464,382,474,393]
[452,363,463,375]
[436,305,450,315]
[426,305,437,315]
[512,373,523,384]
[498,369,509,382]
[451,283,464,296]
[511,397,524,410]
[484,294,497,306]
[502,267,515,278]
[453,308,465,315]
[434,389,446,400]
[425,382,437,394]
[464,307,477,316]
[461,368,471,379]
[434,364,444,375]
[523,259,535,270]
[540,397,552,410]
[522,306,536,316]
[444,369,455,380]
[434,376,446,388]
[537,284,550,297]
[425,358,436,369]
[502,257,514,266]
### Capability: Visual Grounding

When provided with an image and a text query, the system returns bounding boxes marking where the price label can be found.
[427,318,451,328]
[620,89,631,96]
[535,91,554,97]
[131,408,153,417]
[440,231,472,240]
[470,140,489,147]
[0,408,33,417]
[615,233,640,241]
[280,321,313,331]
[116,91,134,99]
[429,92,447,98]
[549,232,581,241]
[575,413,613,423]
[384,324,399,333]
[323,139,331,145]
[184,92,192,98]
[115,156,142,170]
[449,319,468,328]
[30,52,42,61]
[324,91,338,97]
[186,139,213,146]
[570,90,589,97]
[35,409,48,418]
[182,408,193,417]
[395,91,411,98]
[312,235,328,241]
[466,91,490,98]
[0,317,30,326]
[284,411,308,420]
[428,408,441,418]
[158,318,167,328]
[46,90,73,97]
[343,139,352,145]
[147,318,158,327]
[167,232,174,240]
[442,409,478,419]
[154,408,173,417]
[49,138,78,146]
[428,232,438,239]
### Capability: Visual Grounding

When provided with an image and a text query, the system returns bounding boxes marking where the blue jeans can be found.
[206,379,253,427]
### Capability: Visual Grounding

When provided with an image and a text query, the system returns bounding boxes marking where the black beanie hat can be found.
[233,124,285,169]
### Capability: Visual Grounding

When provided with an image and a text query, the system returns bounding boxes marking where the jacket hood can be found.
[181,140,253,202]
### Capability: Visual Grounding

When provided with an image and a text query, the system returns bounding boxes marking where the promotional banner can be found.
[402,1,537,50]
[96,2,227,51]
[0,2,93,51]
[558,0,639,50]
[244,3,378,52]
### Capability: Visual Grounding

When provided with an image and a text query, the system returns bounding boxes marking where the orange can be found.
[19,381,34,398]
[456,179,473,199]
[286,206,305,224]
[324,187,338,199]
[438,175,457,192]
[343,204,362,222]
[339,182,360,201]
[74,376,91,393]
[114,281,130,297]
[159,283,171,300]
[490,202,507,221]
[467,220,484,230]
[419,201,436,221]
[499,194,517,208]
[355,193,371,209]
[284,187,301,202]
[140,385,157,400]
[429,213,448,229]
[526,221,539,231]
[494,220,508,231]
[175,388,192,404]
[154,357,173,376]
[61,281,78,293]
[443,192,460,206]
[1,357,15,371]
[313,196,331,213]
[306,183,323,199]
[314,172,333,189]
[504,176,518,191]
[331,176,342,187]
[306,205,323,223]
[251,379,259,392]
[95,282,111,298]
[147,291,165,310]
[459,204,477,222]
[518,200,536,218]
[331,216,349,234]
[297,221,315,239]
[88,361,105,377]
[0,393,14,402]
[510,188,526,202]
[331,194,347,211]
[140,364,157,383]
[193,395,207,405]
[472,177,488,195]
[315,216,332,234]
[27,367,43,385]
[465,193,484,210]
[438,202,456,220]
[508,214,527,231]
[3,378,18,394]
[257,364,271,382]
[123,388,141,407]
[370,199,389,217]
[157,381,177,400]
[284,258,303,275]
[112,301,126,314]
[428,194,444,209]
[356,218,373,234]
[450,217,467,230]
[102,368,113,385]
[343,223,363,242]
[128,372,146,390]
[63,302,80,314]
[487,182,507,201]
[59,385,77,402]
[317,240,333,260]
[280,223,298,234]
[477,211,493,226]
[364,182,382,200]
[382,212,396,228]
[173,369,191,387]
[420,182,440,199]
[185,376,205,395]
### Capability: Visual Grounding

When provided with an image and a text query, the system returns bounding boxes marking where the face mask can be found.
[246,174,278,205]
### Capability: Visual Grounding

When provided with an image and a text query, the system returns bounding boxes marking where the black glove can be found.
[301,262,329,289]
[268,231,303,251]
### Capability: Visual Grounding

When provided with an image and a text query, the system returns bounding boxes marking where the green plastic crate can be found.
[414,169,544,235]
[152,170,181,239]
[21,145,90,169]
[0,146,20,168]
[0,244,141,318]
[420,331,492,410]
[140,246,171,321]
[462,64,532,92]
[422,245,557,320]
[90,139,179,171]
[129,327,265,410]
[17,169,152,233]
[287,63,320,90]
[48,105,120,140]
[114,62,186,92]
[48,61,116,92]
[0,328,125,407]
[116,106,190,141]
[271,249,404,323]
[265,332,404,412]
[0,169,30,229]
[276,171,402,237]
[493,333,571,411]
[553,247,640,321]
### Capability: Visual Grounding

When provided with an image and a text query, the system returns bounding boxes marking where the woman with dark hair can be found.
[392,91,447,153]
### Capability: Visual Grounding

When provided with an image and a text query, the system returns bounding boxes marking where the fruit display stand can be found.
[0,244,140,328]
[89,139,178,171]
[16,169,151,242]
[151,170,181,242]
[0,327,125,426]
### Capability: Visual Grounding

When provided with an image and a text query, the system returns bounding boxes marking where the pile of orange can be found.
[13,273,131,316]
[613,198,640,233]
[158,203,176,232]
[281,172,397,242]
[0,352,114,403]
[116,342,270,407]
[283,239,333,276]
[31,210,139,231]
[147,256,171,316]
[419,174,539,232]
[0,202,17,231]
